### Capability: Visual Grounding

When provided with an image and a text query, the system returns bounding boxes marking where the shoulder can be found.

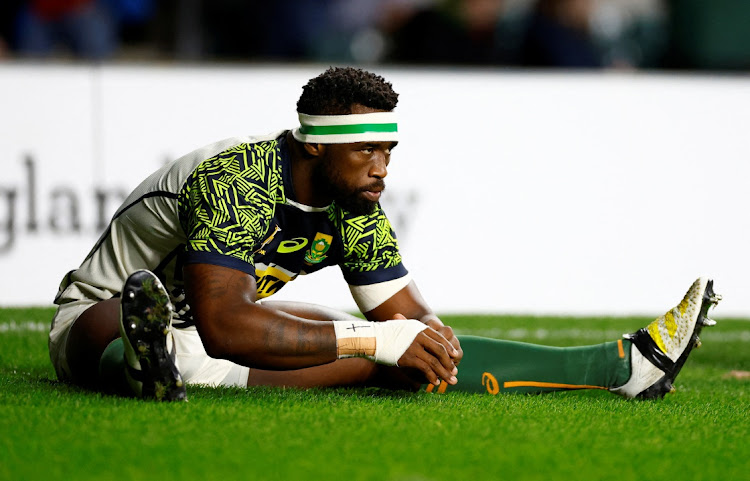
[329,203,407,285]
[177,132,289,225]
[174,131,287,169]
[182,132,288,199]
[197,132,286,170]
[328,203,392,232]
[328,204,399,253]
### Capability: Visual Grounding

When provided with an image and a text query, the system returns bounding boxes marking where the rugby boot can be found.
[119,269,186,401]
[611,277,720,399]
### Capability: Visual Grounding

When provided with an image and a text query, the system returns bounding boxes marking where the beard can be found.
[312,160,385,216]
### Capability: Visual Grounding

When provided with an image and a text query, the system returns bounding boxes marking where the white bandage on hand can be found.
[332,319,428,366]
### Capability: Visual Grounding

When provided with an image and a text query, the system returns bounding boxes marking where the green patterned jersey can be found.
[177,133,406,296]
[54,131,408,326]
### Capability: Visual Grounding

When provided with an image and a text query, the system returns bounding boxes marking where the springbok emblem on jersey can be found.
[304,233,332,265]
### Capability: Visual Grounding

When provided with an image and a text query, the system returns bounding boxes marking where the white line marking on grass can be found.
[0,321,49,333]
[3,322,747,344]
[455,328,750,343]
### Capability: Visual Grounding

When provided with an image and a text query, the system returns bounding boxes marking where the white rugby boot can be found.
[119,269,186,401]
[611,277,721,399]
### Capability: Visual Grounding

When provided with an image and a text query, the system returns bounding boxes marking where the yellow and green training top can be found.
[54,131,411,328]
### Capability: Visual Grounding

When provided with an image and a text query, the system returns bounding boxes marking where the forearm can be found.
[184,263,337,370]
[184,265,459,382]
[205,302,338,370]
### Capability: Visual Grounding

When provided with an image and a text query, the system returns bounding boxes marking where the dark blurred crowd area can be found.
[0,0,748,71]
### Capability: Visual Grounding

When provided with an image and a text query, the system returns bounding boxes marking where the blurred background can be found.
[0,0,748,71]
[1,1,748,315]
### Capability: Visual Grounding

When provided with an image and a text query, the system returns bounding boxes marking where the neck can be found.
[286,131,331,208]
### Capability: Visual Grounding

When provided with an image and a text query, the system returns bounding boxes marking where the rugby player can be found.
[49,67,720,401]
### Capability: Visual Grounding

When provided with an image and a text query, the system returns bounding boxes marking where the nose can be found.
[369,155,388,179]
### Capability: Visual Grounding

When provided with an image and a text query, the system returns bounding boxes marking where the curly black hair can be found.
[296,67,399,115]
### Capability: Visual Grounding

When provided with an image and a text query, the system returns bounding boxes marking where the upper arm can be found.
[332,204,413,314]
[177,144,279,274]
[333,204,407,288]
[348,274,412,313]
[183,263,257,347]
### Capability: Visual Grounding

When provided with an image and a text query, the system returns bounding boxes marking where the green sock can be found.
[98,338,131,395]
[426,336,631,395]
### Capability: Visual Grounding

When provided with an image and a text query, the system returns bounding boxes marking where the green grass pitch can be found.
[1,307,748,481]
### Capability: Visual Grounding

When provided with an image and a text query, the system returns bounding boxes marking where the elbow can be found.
[193,315,236,360]
[201,334,230,360]
[201,325,247,361]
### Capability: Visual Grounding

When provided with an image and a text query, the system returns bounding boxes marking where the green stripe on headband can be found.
[294,111,399,144]
[298,123,398,136]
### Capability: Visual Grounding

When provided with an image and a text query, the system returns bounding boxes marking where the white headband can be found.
[292,112,398,144]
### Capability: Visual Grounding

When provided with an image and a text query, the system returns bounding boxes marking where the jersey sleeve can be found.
[177,143,282,276]
[329,204,408,286]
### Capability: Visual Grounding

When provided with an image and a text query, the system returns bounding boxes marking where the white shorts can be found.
[50,291,250,388]
[170,327,250,387]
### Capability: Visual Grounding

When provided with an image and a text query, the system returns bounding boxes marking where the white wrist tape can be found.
[333,320,377,359]
[332,319,427,366]
[373,318,428,366]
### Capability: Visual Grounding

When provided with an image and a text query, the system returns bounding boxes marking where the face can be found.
[313,140,396,215]
[311,106,397,216]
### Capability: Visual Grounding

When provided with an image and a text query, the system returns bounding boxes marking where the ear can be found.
[303,143,326,158]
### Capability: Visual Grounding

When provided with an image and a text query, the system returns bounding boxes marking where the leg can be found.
[431,336,631,395]
[64,297,121,387]
[247,355,419,390]
[67,271,185,401]
[258,300,361,323]
[67,294,414,394]
[247,358,377,388]
[427,278,721,399]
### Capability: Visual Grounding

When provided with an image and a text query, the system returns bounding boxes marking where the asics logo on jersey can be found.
[277,237,308,253]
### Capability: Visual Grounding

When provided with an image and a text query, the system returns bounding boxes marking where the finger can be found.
[443,333,463,365]
[422,319,463,364]
[405,356,441,386]
[392,313,407,320]
[441,326,463,362]
[413,346,458,385]
[452,342,464,364]
[436,325,461,358]
[422,328,460,360]
[416,332,458,381]
[396,338,456,385]
[396,347,441,385]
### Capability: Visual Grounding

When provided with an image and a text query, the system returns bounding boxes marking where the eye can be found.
[360,147,374,154]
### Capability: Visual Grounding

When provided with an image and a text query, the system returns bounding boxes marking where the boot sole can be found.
[120,270,186,402]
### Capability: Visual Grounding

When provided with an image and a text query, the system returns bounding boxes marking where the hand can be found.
[392,314,459,386]
[422,317,463,365]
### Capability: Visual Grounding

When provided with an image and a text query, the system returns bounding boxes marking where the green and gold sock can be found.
[98,338,131,395]
[425,336,631,395]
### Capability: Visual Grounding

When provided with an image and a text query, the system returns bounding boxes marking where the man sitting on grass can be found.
[49,67,721,401]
